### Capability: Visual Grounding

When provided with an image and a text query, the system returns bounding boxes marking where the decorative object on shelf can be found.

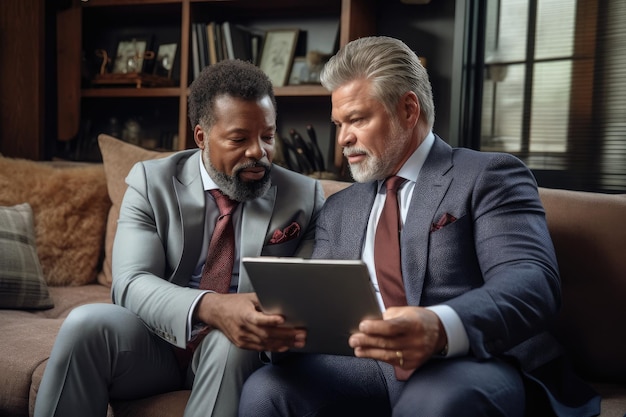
[153,43,178,78]
[279,125,330,177]
[288,57,308,85]
[305,50,332,84]
[259,29,300,87]
[122,118,142,146]
[91,45,172,88]
[95,49,111,75]
[112,37,152,74]
[91,72,175,88]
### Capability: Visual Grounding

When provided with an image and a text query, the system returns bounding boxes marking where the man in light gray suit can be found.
[239,37,600,416]
[34,60,324,417]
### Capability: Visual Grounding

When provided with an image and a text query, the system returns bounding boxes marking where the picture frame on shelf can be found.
[112,37,151,74]
[153,43,178,78]
[288,56,308,85]
[259,29,300,87]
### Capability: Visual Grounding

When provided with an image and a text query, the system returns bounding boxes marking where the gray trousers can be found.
[33,303,262,417]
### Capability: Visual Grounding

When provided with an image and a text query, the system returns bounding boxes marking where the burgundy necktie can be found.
[175,190,239,371]
[199,189,239,292]
[374,176,413,381]
[374,176,407,308]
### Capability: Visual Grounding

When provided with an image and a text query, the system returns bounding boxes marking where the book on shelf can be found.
[220,21,265,64]
[196,20,266,69]
[221,21,238,60]
[196,23,209,70]
[191,23,200,79]
[206,21,218,65]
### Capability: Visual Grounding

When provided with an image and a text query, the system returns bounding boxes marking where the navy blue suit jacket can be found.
[312,136,600,416]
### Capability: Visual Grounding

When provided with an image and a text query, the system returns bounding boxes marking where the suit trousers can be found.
[239,353,526,417]
[34,303,262,417]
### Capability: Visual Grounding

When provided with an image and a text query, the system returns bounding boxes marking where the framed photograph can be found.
[112,37,150,74]
[153,43,178,78]
[288,56,308,85]
[259,29,300,87]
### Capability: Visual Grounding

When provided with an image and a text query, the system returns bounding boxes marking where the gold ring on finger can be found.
[396,350,404,367]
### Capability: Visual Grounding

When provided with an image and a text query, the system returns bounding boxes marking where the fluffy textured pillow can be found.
[0,156,111,286]
[97,134,173,286]
[0,203,54,309]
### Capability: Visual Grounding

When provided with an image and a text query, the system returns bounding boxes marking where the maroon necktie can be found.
[374,176,407,308]
[374,176,413,381]
[175,189,239,371]
[199,189,239,292]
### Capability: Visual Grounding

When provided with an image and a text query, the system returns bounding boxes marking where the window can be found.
[475,0,626,193]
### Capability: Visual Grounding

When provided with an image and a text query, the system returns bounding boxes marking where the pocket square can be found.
[430,213,457,232]
[269,222,301,244]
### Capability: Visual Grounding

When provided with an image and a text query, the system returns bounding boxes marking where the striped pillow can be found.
[0,203,53,309]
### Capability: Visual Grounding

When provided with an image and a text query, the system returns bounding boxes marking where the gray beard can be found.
[204,158,272,202]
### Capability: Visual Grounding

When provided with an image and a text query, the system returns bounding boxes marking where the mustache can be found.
[343,147,370,158]
[235,160,271,173]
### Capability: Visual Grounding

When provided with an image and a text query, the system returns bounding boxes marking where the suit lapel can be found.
[171,152,206,286]
[238,185,276,292]
[348,182,377,259]
[402,136,453,305]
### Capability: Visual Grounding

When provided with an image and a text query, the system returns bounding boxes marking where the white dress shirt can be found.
[185,156,244,340]
[361,131,469,358]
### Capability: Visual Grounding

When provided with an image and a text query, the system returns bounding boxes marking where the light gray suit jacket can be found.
[313,136,598,414]
[111,149,325,350]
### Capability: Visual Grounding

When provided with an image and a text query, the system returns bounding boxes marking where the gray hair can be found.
[320,36,435,128]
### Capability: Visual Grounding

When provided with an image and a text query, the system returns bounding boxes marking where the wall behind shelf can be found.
[376,0,459,145]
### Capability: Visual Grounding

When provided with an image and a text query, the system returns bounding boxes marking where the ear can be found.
[194,124,205,149]
[398,91,420,128]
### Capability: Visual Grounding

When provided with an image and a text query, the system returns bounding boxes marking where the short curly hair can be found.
[187,59,277,130]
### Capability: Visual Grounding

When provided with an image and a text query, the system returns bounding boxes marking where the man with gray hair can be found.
[239,36,599,417]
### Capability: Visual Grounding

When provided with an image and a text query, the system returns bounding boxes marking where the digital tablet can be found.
[242,257,383,356]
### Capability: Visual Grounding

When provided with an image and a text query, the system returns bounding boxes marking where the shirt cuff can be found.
[187,290,211,342]
[426,304,470,358]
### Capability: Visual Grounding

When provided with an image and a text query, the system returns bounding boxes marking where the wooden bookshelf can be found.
[56,0,375,160]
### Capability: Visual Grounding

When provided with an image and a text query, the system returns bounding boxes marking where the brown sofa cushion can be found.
[0,156,111,286]
[97,135,173,287]
[540,188,626,382]
[0,284,112,416]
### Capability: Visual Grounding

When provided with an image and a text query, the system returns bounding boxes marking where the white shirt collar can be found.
[198,151,220,191]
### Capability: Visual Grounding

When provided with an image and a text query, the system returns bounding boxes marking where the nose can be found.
[246,138,269,161]
[336,125,355,148]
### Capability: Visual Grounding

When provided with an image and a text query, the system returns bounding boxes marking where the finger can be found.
[358,318,402,336]
[246,309,286,326]
[245,323,307,350]
[382,306,405,320]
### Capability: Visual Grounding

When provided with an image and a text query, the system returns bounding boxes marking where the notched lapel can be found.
[241,186,276,254]
[171,154,205,286]
[345,182,377,258]
[239,186,276,292]
[402,136,453,305]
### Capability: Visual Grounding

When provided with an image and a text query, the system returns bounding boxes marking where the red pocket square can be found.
[430,213,457,232]
[269,222,301,244]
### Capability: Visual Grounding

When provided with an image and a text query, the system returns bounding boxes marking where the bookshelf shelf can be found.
[82,87,183,98]
[57,0,375,160]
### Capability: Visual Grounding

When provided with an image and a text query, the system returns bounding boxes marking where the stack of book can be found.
[191,21,264,79]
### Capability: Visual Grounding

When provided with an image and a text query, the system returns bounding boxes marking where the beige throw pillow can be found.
[97,134,173,287]
[0,156,111,286]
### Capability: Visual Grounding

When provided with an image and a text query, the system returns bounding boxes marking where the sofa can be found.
[1,134,625,417]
